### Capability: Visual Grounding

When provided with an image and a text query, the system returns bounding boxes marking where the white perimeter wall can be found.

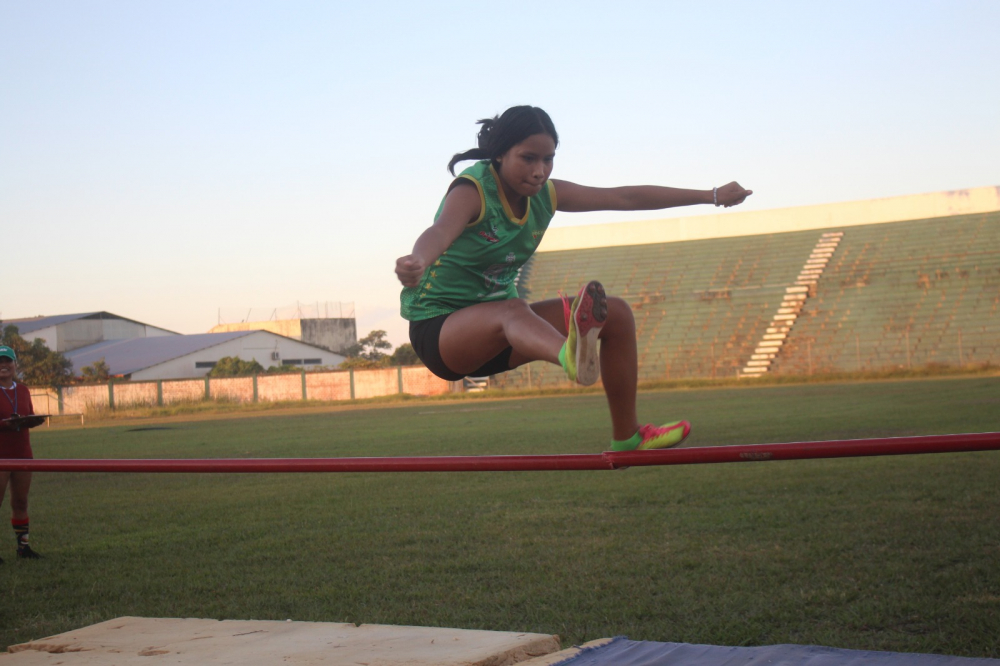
[537,185,1000,253]
[130,331,345,381]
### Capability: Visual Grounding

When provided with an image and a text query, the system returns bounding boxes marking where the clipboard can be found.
[2,415,49,429]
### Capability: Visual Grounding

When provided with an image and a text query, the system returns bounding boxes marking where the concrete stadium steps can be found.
[510,230,822,384]
[741,232,843,376]
[769,211,1000,374]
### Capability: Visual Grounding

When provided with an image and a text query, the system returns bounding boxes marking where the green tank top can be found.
[400,160,558,321]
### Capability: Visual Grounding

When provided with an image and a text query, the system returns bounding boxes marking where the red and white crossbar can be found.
[2,432,999,474]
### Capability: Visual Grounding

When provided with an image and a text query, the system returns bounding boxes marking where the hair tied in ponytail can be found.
[448,106,558,175]
[476,117,495,148]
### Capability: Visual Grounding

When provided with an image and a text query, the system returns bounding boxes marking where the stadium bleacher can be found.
[774,211,1000,375]
[493,208,1000,389]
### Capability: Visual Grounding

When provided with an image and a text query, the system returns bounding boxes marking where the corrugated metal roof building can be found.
[66,331,346,381]
[2,312,178,352]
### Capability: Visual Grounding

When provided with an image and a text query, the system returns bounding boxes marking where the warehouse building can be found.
[65,330,345,381]
[2,311,178,352]
[209,315,356,355]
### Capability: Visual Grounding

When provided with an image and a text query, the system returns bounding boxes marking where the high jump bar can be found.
[1,432,999,474]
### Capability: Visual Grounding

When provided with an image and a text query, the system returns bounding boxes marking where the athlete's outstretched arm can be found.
[552,180,752,213]
[395,183,482,288]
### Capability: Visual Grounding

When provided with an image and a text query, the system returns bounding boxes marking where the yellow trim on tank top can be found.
[453,175,487,227]
[489,164,530,226]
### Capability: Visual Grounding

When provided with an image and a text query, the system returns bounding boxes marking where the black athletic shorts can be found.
[409,313,514,381]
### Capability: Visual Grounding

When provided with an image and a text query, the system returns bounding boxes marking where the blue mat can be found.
[552,637,1000,665]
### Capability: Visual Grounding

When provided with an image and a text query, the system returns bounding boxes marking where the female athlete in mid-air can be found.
[396,106,751,451]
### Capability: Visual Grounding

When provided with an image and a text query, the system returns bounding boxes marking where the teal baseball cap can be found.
[0,345,16,361]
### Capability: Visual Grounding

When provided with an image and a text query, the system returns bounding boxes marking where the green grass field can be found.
[2,376,1000,657]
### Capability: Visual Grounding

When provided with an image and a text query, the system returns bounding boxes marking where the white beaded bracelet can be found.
[713,187,719,206]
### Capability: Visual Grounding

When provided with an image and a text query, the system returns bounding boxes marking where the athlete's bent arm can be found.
[395,183,482,288]
[552,180,752,213]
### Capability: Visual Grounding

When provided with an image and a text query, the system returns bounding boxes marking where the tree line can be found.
[0,322,420,386]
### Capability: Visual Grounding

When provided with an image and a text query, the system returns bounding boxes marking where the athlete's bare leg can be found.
[438,298,564,373]
[512,298,639,442]
[438,295,641,442]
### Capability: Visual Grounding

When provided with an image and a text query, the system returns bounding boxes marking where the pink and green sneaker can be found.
[559,280,608,386]
[611,420,691,451]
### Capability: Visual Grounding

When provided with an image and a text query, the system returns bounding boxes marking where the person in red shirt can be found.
[0,345,42,561]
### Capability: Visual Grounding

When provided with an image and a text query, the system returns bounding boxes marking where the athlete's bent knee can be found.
[609,296,634,319]
[502,298,533,317]
[604,297,635,334]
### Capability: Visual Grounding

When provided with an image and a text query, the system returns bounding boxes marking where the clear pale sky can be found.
[3,1,998,347]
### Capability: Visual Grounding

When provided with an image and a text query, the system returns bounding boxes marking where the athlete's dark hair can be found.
[448,106,559,175]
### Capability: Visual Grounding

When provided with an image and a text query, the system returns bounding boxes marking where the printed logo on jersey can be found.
[478,221,500,243]
[478,253,518,299]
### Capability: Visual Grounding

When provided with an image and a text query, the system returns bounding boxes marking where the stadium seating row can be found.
[490,210,999,389]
